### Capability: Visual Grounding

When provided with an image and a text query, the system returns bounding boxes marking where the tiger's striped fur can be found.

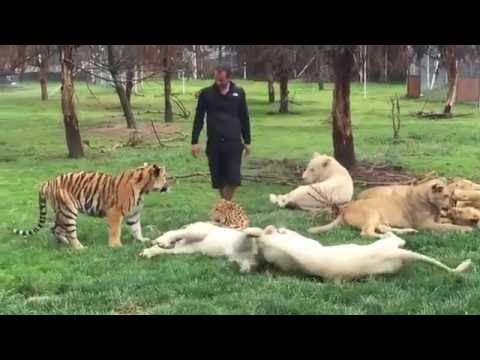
[14,163,170,249]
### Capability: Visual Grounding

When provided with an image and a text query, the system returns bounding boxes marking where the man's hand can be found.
[192,144,201,158]
[244,144,251,157]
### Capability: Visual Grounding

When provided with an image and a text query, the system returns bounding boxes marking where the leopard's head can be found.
[211,199,250,229]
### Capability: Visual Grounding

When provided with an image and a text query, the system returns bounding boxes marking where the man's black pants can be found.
[206,139,244,189]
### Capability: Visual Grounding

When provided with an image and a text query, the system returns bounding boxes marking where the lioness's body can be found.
[358,179,480,202]
[356,185,411,200]
[309,179,472,238]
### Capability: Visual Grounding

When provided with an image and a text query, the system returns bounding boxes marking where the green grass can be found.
[1,79,480,314]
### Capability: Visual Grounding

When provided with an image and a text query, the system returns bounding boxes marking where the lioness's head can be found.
[302,153,340,184]
[447,207,480,226]
[426,180,451,211]
[132,163,169,194]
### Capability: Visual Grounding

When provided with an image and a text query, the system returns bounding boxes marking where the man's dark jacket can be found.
[191,81,251,145]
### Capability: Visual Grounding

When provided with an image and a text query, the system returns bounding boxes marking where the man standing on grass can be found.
[191,65,251,201]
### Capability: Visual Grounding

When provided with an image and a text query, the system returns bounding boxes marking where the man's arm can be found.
[238,88,251,145]
[191,91,206,145]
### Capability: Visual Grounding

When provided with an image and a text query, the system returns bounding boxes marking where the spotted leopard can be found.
[211,199,250,229]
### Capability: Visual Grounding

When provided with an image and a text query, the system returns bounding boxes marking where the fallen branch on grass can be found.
[170,172,209,180]
[150,121,188,148]
[169,160,436,190]
[412,111,473,119]
[83,140,124,153]
[150,121,164,147]
[137,109,190,119]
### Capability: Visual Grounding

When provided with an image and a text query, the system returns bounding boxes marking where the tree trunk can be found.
[199,48,204,79]
[39,58,48,101]
[137,64,144,91]
[192,45,198,80]
[316,49,324,90]
[332,48,356,169]
[125,65,134,103]
[106,45,137,129]
[218,45,223,62]
[266,61,275,103]
[59,45,84,158]
[384,45,388,82]
[279,76,289,113]
[164,71,173,122]
[443,46,459,114]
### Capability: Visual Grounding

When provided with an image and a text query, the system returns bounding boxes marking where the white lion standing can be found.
[269,153,353,211]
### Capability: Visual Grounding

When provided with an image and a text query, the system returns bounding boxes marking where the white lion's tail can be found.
[398,249,472,274]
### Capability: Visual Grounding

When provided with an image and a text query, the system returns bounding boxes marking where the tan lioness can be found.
[452,189,480,203]
[447,179,480,192]
[446,207,480,226]
[357,178,480,201]
[308,179,473,238]
[357,185,411,200]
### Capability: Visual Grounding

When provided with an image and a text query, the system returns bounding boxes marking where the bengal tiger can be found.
[14,163,170,249]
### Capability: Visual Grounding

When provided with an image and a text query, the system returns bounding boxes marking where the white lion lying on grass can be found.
[243,226,472,282]
[269,153,353,211]
[139,222,261,273]
[140,221,472,283]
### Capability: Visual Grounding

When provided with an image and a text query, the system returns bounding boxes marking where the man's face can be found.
[214,70,230,89]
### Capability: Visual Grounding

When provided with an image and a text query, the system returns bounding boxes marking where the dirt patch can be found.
[175,158,423,189]
[112,303,149,315]
[84,121,184,145]
[243,158,422,188]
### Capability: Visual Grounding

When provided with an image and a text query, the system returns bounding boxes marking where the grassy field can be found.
[1,79,480,315]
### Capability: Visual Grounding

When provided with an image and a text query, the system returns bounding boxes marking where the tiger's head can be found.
[131,163,170,194]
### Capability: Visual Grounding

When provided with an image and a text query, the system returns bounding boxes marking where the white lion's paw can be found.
[155,238,175,249]
[137,236,151,243]
[269,194,277,204]
[139,249,153,258]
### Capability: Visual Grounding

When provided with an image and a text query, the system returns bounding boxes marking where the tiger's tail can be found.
[14,188,48,237]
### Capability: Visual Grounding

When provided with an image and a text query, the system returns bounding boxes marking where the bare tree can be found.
[441,45,460,114]
[266,60,275,103]
[25,45,54,101]
[38,46,51,101]
[163,45,174,123]
[192,45,198,79]
[58,45,84,158]
[274,46,296,113]
[328,46,357,169]
[106,45,137,129]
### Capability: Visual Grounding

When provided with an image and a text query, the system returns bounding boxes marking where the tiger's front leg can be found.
[126,212,149,243]
[107,208,124,248]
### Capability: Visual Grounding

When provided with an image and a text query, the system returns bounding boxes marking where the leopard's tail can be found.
[14,188,47,237]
